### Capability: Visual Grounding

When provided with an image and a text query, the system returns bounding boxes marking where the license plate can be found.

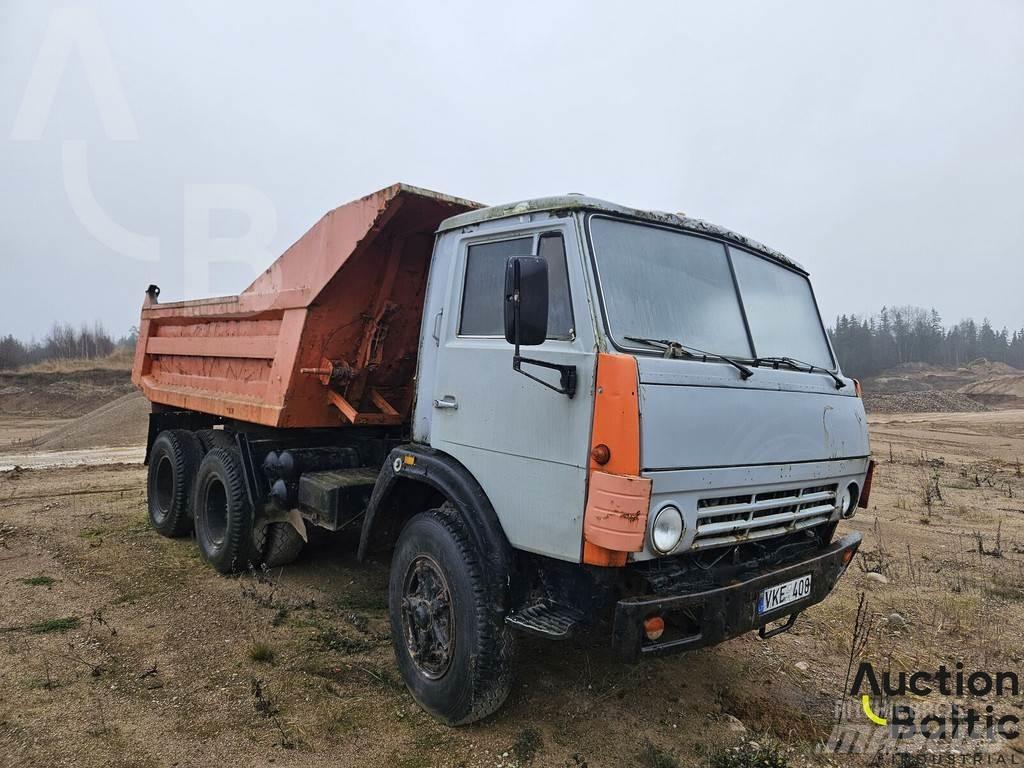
[758,574,811,615]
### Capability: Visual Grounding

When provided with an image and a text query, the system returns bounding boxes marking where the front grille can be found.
[693,483,837,550]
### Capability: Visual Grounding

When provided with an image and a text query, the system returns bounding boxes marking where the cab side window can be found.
[459,233,574,339]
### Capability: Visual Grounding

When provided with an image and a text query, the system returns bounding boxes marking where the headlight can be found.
[652,505,684,553]
[838,483,859,519]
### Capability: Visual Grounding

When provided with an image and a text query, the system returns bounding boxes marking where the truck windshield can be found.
[589,217,835,370]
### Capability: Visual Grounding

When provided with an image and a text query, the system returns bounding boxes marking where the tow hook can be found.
[758,611,800,639]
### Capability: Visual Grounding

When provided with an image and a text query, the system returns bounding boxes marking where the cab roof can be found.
[438,193,807,274]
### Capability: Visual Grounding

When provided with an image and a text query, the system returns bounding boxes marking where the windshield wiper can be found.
[623,336,695,358]
[625,336,753,380]
[752,356,846,390]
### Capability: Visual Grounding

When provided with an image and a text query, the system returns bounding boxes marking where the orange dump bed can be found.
[132,184,481,428]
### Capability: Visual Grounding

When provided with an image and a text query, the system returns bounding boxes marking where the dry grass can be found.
[28,616,81,634]
[248,640,276,664]
[17,348,134,374]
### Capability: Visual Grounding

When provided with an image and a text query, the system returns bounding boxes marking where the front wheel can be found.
[388,506,514,725]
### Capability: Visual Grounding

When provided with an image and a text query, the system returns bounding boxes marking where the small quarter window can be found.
[459,233,574,339]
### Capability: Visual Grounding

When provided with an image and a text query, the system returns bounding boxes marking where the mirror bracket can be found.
[506,255,576,398]
[513,354,577,398]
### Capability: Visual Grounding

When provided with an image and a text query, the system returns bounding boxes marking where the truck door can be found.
[429,219,596,562]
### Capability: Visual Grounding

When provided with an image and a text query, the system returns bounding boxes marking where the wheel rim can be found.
[401,555,455,680]
[153,455,174,524]
[202,477,228,550]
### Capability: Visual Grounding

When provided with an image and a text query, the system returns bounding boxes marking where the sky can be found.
[1,0,1022,342]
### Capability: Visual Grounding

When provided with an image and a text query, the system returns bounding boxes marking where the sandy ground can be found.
[0,447,145,472]
[0,416,69,453]
[1,406,1024,767]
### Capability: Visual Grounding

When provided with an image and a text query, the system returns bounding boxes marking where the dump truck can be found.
[133,183,873,724]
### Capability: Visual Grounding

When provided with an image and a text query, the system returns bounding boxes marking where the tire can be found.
[263,522,305,568]
[146,429,202,538]
[195,431,270,568]
[388,505,514,725]
[196,428,235,454]
[192,447,259,574]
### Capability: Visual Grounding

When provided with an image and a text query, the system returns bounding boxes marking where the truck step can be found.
[505,600,585,640]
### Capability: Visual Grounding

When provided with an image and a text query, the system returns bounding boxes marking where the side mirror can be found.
[504,255,549,346]
[503,255,576,398]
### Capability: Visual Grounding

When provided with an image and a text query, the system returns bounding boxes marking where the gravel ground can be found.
[862,390,990,414]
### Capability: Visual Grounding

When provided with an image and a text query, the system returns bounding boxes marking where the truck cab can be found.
[392,193,869,721]
[133,185,870,726]
[417,196,869,564]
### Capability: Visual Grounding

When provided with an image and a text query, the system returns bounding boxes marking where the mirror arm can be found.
[513,354,577,398]
[510,269,576,398]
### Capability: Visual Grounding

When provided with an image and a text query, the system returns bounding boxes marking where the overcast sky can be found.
[2,0,1022,341]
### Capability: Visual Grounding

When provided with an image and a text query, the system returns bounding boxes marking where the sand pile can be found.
[0,369,134,417]
[863,361,1024,397]
[958,374,1024,400]
[36,391,149,450]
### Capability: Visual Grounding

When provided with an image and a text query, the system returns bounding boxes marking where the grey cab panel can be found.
[633,355,869,471]
[418,212,598,562]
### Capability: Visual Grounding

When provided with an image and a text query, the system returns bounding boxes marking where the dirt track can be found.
[2,400,1024,766]
[0,447,145,472]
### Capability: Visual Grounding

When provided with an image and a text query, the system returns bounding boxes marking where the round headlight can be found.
[652,505,684,554]
[838,483,859,519]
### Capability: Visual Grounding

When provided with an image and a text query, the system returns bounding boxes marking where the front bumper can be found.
[612,532,861,659]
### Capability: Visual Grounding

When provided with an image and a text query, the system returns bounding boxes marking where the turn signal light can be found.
[591,443,611,465]
[644,615,665,641]
[853,379,863,398]
[842,548,855,565]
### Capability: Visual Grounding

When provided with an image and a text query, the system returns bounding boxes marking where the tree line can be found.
[828,306,1024,379]
[0,323,137,370]
[3,309,1023,378]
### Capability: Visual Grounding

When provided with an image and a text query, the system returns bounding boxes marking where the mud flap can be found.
[285,508,308,542]
[255,508,309,542]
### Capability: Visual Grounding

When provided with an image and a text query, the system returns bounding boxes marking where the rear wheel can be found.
[196,428,235,454]
[146,430,202,537]
[262,522,305,568]
[388,505,514,725]
[193,447,259,573]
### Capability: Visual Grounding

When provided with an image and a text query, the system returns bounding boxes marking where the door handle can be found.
[433,396,458,410]
[431,309,443,345]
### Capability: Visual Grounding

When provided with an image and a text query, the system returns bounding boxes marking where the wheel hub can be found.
[401,555,454,680]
